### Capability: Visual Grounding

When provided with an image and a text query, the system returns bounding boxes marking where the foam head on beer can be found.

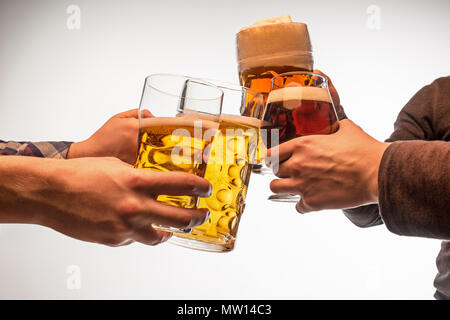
[236,14,314,109]
[236,14,314,75]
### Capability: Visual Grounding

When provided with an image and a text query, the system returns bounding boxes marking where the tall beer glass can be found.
[264,71,339,202]
[135,74,223,233]
[237,17,313,110]
[169,81,268,252]
[237,16,314,173]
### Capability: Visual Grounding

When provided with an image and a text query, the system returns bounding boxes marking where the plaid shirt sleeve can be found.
[0,140,73,159]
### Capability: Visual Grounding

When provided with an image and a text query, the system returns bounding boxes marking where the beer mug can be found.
[134,74,223,233]
[236,15,314,174]
[169,80,268,252]
[237,16,314,109]
[264,71,339,202]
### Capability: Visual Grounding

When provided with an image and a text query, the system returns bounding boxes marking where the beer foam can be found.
[220,114,272,128]
[177,110,220,122]
[140,117,219,131]
[236,16,313,71]
[240,14,293,30]
[267,86,332,108]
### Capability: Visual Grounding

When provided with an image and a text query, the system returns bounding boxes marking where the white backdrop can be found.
[0,0,449,299]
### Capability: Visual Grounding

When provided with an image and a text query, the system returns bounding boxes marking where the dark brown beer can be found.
[264,86,339,146]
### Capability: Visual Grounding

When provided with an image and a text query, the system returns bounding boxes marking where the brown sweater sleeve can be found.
[343,76,450,238]
[378,140,450,239]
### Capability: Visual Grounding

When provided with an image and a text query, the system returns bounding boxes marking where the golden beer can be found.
[173,115,270,251]
[135,117,218,208]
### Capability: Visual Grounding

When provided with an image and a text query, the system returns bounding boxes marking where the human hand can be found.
[67,109,152,164]
[33,157,211,246]
[267,119,390,213]
[314,69,346,120]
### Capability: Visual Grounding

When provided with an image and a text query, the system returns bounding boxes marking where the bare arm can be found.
[0,156,211,246]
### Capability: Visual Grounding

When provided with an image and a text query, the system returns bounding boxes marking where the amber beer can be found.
[135,117,218,209]
[172,115,269,251]
[264,86,339,146]
[240,65,310,106]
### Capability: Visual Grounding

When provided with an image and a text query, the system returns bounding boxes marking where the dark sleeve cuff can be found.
[343,204,383,228]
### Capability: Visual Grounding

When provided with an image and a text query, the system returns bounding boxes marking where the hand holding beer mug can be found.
[135,74,223,233]
[169,81,268,252]
[264,71,339,202]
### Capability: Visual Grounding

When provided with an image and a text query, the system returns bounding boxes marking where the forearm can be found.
[0,156,65,226]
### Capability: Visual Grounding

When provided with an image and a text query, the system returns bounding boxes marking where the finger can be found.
[314,69,327,78]
[296,198,314,214]
[115,108,139,119]
[270,178,301,195]
[266,139,298,167]
[128,198,211,230]
[314,69,340,107]
[273,162,291,178]
[314,69,333,85]
[150,205,210,230]
[136,171,212,198]
[132,225,172,246]
[141,109,154,118]
[115,108,154,119]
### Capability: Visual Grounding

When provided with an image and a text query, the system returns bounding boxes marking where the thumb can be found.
[115,108,154,119]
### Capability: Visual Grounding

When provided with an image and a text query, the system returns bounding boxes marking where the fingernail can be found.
[202,210,211,224]
[206,184,213,197]
[193,183,213,198]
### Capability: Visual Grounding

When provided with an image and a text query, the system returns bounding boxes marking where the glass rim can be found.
[271,71,328,88]
[195,77,261,96]
[193,77,265,117]
[144,73,224,102]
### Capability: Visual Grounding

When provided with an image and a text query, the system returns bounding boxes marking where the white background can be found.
[0,0,449,299]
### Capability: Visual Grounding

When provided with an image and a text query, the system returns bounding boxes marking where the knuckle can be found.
[147,237,163,246]
[291,158,304,173]
[302,195,321,211]
[176,212,193,228]
[103,235,128,247]
[294,138,305,148]
[116,195,142,218]
[142,232,169,246]
[125,170,144,189]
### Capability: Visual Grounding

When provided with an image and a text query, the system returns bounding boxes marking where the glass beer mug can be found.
[134,74,223,233]
[169,80,268,252]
